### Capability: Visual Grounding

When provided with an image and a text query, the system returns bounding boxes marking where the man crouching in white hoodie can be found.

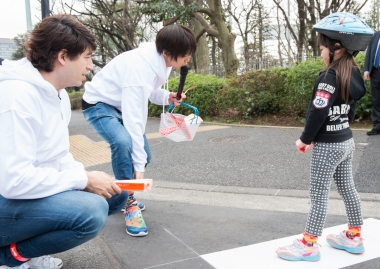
[82,24,197,237]
[0,14,129,269]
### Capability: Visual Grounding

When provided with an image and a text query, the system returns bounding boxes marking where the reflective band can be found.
[10,243,30,262]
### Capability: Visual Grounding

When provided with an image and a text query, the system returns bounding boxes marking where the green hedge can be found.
[282,53,371,121]
[217,68,288,118]
[69,56,372,123]
[148,72,226,117]
[68,91,83,110]
[284,58,325,116]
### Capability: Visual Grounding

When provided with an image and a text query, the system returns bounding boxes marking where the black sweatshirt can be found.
[300,67,366,144]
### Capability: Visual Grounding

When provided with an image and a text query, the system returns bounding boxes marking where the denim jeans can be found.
[82,102,152,180]
[0,190,128,267]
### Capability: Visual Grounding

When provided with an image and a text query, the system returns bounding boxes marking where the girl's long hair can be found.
[317,33,357,103]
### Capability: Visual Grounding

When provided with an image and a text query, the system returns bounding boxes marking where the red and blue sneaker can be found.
[125,205,148,237]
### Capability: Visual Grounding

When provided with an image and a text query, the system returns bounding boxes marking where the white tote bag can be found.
[159,111,202,142]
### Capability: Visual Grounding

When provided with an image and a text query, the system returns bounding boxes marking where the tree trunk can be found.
[207,0,239,76]
[306,0,318,57]
[211,37,217,75]
[296,0,306,60]
[258,4,263,59]
[190,0,210,72]
[276,7,283,66]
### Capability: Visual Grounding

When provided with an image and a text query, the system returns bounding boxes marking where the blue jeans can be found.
[82,102,152,180]
[0,190,128,267]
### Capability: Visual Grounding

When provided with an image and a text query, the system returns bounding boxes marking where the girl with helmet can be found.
[276,12,373,262]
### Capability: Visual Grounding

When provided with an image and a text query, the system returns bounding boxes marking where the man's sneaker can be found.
[125,205,148,237]
[0,263,29,269]
[276,239,320,261]
[127,197,145,211]
[27,256,62,269]
[121,193,145,212]
[326,231,365,254]
[0,256,61,269]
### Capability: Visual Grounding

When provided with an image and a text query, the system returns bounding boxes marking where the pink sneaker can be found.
[326,231,364,254]
[276,239,320,261]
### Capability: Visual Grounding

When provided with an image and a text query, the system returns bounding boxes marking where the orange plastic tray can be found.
[115,179,153,191]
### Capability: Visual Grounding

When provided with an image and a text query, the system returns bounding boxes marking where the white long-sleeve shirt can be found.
[0,58,87,199]
[83,42,172,172]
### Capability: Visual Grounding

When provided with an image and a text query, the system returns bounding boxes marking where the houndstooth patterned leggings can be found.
[305,138,363,236]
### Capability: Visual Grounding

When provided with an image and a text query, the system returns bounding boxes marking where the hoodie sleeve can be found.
[58,152,86,172]
[0,110,87,199]
[121,83,152,172]
[149,88,170,106]
[348,100,357,124]
[300,72,339,144]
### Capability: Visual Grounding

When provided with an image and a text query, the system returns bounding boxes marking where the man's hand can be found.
[133,171,144,179]
[84,171,122,199]
[364,72,370,81]
[168,92,186,107]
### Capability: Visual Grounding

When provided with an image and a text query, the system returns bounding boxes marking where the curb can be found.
[151,180,380,202]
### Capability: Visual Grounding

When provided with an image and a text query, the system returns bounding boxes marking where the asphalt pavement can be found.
[55,111,380,269]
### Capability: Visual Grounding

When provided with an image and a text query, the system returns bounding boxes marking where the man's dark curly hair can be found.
[24,14,96,72]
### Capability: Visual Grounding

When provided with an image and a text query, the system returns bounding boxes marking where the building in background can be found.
[0,38,17,60]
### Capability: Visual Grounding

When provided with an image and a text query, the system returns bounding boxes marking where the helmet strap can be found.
[329,43,343,64]
[329,51,334,64]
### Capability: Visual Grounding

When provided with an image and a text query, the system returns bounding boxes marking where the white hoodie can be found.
[83,42,172,172]
[0,58,87,199]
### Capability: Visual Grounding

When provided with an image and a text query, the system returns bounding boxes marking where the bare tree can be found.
[307,0,369,56]
[274,7,285,65]
[314,0,368,18]
[363,0,380,30]
[12,33,29,60]
[223,0,272,72]
[225,0,258,71]
[136,0,240,76]
[273,0,369,61]
[55,0,146,67]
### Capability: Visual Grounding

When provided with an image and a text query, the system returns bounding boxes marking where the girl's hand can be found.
[296,139,311,153]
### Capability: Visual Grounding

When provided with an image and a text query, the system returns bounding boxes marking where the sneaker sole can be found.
[28,261,63,269]
[326,241,365,254]
[126,230,148,237]
[29,264,63,269]
[277,253,320,262]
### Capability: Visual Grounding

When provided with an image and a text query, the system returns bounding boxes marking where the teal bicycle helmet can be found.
[313,12,374,57]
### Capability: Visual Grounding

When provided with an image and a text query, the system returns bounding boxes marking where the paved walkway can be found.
[56,111,380,269]
[69,125,229,167]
